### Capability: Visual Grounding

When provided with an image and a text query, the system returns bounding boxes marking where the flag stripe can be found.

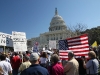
[68,40,88,46]
[60,55,88,59]
[59,52,88,55]
[67,36,88,42]
[69,44,89,49]
[69,46,89,50]
[69,48,89,51]
[67,34,88,40]
[59,50,89,53]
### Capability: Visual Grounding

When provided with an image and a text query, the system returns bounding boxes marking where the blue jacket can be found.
[20,64,49,75]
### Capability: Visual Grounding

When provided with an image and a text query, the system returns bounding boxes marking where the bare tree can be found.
[73,23,87,35]
[67,23,87,36]
[67,24,77,37]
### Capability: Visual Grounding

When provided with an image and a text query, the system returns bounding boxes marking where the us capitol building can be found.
[27,8,75,50]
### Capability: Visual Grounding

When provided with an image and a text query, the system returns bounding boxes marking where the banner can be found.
[12,31,27,52]
[0,32,13,47]
[49,40,56,49]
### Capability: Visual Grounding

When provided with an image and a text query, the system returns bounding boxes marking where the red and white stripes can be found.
[59,34,89,60]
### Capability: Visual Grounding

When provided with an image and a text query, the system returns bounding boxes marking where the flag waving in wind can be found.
[59,34,89,60]
[92,41,97,48]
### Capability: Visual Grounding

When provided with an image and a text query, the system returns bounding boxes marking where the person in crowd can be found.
[82,51,99,75]
[97,46,100,60]
[20,53,49,75]
[53,50,59,55]
[40,51,48,68]
[0,66,3,75]
[64,52,79,75]
[10,52,15,61]
[47,53,51,62]
[19,55,31,72]
[62,60,68,67]
[48,54,64,75]
[77,57,86,75]
[0,54,12,75]
[11,52,21,75]
[93,47,98,56]
[26,51,30,56]
[5,54,10,63]
[19,52,23,59]
[58,59,62,66]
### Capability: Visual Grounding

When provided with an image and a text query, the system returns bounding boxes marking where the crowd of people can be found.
[0,48,99,75]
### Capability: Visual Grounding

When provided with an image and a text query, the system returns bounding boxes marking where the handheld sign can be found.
[12,31,27,52]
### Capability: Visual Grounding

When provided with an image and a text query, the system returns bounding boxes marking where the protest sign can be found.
[49,40,56,49]
[12,31,27,52]
[0,32,13,47]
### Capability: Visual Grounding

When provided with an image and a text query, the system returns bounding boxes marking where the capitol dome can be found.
[51,14,63,21]
[49,8,67,31]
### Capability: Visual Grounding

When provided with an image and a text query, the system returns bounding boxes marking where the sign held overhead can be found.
[0,32,13,47]
[12,31,27,52]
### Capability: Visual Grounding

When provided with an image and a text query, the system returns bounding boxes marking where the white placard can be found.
[12,31,27,52]
[49,40,56,49]
[0,32,13,47]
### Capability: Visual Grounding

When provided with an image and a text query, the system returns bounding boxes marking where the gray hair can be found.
[68,52,74,57]
[23,55,30,60]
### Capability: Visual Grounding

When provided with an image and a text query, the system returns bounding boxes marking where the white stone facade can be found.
[27,8,74,49]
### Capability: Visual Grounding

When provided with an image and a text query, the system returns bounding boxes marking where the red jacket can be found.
[11,55,21,69]
[48,63,64,75]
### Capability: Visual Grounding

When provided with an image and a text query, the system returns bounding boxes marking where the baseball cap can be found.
[30,53,39,61]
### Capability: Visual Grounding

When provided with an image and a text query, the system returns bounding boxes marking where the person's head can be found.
[88,51,96,59]
[23,55,30,62]
[14,52,18,56]
[26,51,29,54]
[51,54,59,63]
[29,53,39,64]
[19,52,22,55]
[0,54,6,61]
[68,52,74,60]
[89,47,93,51]
[41,52,48,58]
[93,47,96,51]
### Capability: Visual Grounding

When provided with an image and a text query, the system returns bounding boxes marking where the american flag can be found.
[59,34,89,60]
